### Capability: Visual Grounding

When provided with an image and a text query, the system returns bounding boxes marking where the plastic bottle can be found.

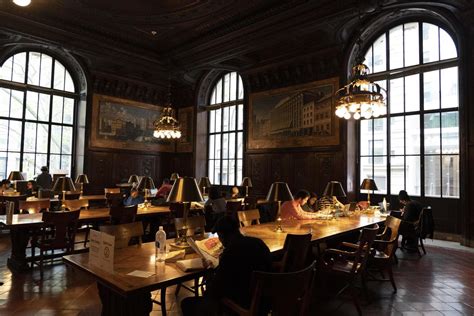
[155,226,167,262]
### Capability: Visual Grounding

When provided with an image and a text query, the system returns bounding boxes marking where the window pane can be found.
[63,97,74,124]
[215,79,222,104]
[208,160,214,184]
[405,115,420,155]
[62,126,73,154]
[65,71,75,92]
[424,113,440,154]
[7,152,20,174]
[214,134,221,160]
[405,74,420,112]
[26,91,38,120]
[440,28,457,60]
[214,160,221,185]
[8,121,22,151]
[360,156,372,181]
[24,122,37,152]
[373,33,387,73]
[37,123,49,153]
[38,93,51,122]
[10,90,24,119]
[50,125,62,154]
[423,70,440,110]
[442,155,459,198]
[441,112,459,154]
[390,117,404,155]
[222,160,228,185]
[223,106,229,132]
[404,23,419,67]
[54,60,66,90]
[373,118,387,155]
[360,119,372,156]
[0,56,13,81]
[50,154,61,173]
[390,156,404,194]
[424,155,441,197]
[215,108,221,133]
[12,52,26,83]
[238,75,244,100]
[52,96,63,123]
[229,105,236,131]
[61,155,72,174]
[230,72,237,101]
[389,78,404,114]
[222,133,228,159]
[237,132,243,159]
[210,87,217,105]
[237,104,243,130]
[228,160,235,186]
[364,46,373,72]
[423,23,439,63]
[208,135,215,160]
[389,25,403,70]
[27,52,41,86]
[0,120,8,151]
[35,154,47,177]
[373,156,387,194]
[223,74,230,102]
[40,54,52,88]
[229,133,235,159]
[209,110,215,133]
[406,155,421,196]
[237,159,243,186]
[23,153,35,180]
[0,88,10,117]
[0,152,6,180]
[441,67,458,109]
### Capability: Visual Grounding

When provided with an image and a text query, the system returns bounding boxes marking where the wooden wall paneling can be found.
[136,155,156,180]
[112,153,138,184]
[86,151,114,192]
[316,153,341,197]
[270,153,290,184]
[290,153,316,194]
[246,154,270,196]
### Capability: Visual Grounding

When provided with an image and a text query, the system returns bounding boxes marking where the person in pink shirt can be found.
[280,190,322,220]
[156,178,173,198]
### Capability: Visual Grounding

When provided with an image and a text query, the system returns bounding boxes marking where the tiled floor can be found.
[0,234,473,315]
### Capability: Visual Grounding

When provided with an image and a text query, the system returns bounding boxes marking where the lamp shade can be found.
[198,177,211,189]
[52,177,76,192]
[8,171,24,181]
[75,174,89,184]
[266,182,293,202]
[128,175,140,184]
[360,178,378,191]
[240,177,253,187]
[137,176,156,191]
[170,173,180,181]
[323,181,346,197]
[167,177,204,203]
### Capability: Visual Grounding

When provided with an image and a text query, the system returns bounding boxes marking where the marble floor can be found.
[0,234,473,315]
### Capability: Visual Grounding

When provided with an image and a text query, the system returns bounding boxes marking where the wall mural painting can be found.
[248,77,340,149]
[90,94,174,152]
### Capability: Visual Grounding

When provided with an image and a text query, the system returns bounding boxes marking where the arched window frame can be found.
[0,49,80,180]
[206,72,244,186]
[357,19,460,199]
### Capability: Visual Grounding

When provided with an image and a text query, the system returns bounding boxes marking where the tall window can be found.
[208,72,244,185]
[0,51,77,180]
[360,22,459,198]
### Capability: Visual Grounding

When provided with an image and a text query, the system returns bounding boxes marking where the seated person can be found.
[123,188,145,206]
[36,166,53,190]
[1,180,13,193]
[25,180,38,197]
[398,190,423,249]
[156,178,173,198]
[318,195,344,211]
[229,186,240,199]
[181,216,272,315]
[205,186,226,214]
[302,192,318,212]
[280,190,323,220]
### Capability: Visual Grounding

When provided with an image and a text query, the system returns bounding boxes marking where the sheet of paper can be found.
[89,230,101,268]
[101,232,115,273]
[127,270,155,278]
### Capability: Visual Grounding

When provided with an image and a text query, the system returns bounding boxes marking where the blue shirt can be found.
[123,195,144,206]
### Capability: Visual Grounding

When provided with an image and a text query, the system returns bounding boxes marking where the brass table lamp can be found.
[240,177,253,197]
[198,177,211,196]
[128,175,140,188]
[137,176,155,207]
[53,177,76,210]
[8,171,25,193]
[266,182,293,233]
[75,174,89,196]
[360,178,378,206]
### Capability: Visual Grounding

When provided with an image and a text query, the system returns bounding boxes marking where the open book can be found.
[186,236,221,268]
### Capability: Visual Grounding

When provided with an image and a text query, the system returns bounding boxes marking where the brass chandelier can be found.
[335,59,387,120]
[153,82,182,139]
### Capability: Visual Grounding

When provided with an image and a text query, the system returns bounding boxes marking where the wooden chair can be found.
[367,216,401,292]
[243,196,257,210]
[237,209,260,227]
[319,225,379,315]
[99,222,144,248]
[31,210,80,278]
[109,204,138,224]
[273,233,312,273]
[222,261,316,316]
[105,192,124,207]
[104,187,121,194]
[19,199,50,214]
[401,206,432,256]
[63,199,89,211]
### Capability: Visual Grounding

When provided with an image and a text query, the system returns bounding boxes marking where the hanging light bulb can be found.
[153,81,182,140]
[13,0,31,6]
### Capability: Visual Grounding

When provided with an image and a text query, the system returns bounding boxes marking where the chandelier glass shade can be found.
[153,106,182,139]
[335,63,386,120]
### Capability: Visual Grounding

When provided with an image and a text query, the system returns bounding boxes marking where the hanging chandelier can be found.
[153,83,182,139]
[335,61,386,120]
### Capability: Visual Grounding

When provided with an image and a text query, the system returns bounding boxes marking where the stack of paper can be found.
[165,250,186,263]
[176,258,204,271]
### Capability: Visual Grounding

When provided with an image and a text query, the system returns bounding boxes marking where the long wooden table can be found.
[26,194,107,203]
[63,213,385,316]
[0,205,200,272]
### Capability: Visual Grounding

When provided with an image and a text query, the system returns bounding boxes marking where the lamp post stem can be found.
[275,200,283,233]
[62,190,66,210]
[368,192,371,206]
[245,186,249,197]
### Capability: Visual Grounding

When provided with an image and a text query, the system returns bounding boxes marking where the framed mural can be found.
[176,106,194,152]
[90,94,174,152]
[248,77,339,150]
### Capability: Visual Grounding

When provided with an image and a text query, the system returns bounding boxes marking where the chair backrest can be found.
[280,233,312,273]
[3,195,27,213]
[64,191,81,200]
[105,192,124,207]
[41,210,80,250]
[419,206,434,239]
[19,199,50,214]
[99,221,144,248]
[63,199,89,211]
[248,261,316,316]
[351,225,379,274]
[38,189,54,199]
[105,187,121,194]
[243,196,257,210]
[109,204,138,224]
[237,209,261,227]
[380,216,402,257]
[226,200,243,216]
[174,216,206,238]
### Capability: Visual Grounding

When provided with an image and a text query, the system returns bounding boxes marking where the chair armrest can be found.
[323,248,356,261]
[221,297,250,316]
[341,242,359,249]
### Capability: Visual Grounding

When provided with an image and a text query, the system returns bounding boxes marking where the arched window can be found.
[359,22,459,198]
[207,72,244,185]
[0,51,78,180]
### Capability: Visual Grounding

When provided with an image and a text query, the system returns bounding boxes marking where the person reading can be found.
[397,190,423,250]
[280,190,323,220]
[123,188,144,206]
[155,178,173,198]
[302,192,319,212]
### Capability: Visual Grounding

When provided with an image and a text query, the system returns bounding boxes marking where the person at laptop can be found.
[280,190,323,220]
[123,188,144,206]
[398,190,423,250]
[181,216,272,315]
[302,192,319,212]
[155,178,172,198]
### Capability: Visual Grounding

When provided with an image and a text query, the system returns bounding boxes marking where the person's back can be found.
[156,179,173,198]
[36,167,52,190]
[403,199,423,222]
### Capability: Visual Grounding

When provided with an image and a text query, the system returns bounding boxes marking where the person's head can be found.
[398,190,410,205]
[212,216,241,247]
[208,186,221,200]
[162,178,170,185]
[308,192,318,206]
[27,180,35,190]
[1,179,11,189]
[130,188,140,198]
[294,190,310,206]
[231,186,239,197]
[40,166,48,173]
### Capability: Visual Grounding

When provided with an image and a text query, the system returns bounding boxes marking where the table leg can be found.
[97,283,152,316]
[7,227,31,272]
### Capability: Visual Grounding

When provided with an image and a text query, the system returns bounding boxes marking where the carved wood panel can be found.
[246,155,270,196]
[290,153,317,194]
[86,151,114,190]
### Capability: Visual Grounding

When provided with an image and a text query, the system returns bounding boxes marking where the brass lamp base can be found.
[274,217,284,233]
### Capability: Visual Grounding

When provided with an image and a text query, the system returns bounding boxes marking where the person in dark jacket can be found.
[36,166,53,190]
[398,190,424,250]
[181,216,272,315]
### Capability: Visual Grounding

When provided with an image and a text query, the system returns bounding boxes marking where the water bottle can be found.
[155,226,167,262]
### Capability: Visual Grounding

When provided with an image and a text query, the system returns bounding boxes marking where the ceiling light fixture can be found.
[153,81,182,139]
[13,0,31,7]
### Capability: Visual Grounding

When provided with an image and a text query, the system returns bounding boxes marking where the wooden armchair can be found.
[99,221,144,248]
[401,206,432,256]
[222,261,316,316]
[63,199,89,211]
[237,209,260,227]
[105,188,123,207]
[19,199,50,214]
[273,233,312,273]
[31,210,80,278]
[319,225,379,315]
[109,204,137,224]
